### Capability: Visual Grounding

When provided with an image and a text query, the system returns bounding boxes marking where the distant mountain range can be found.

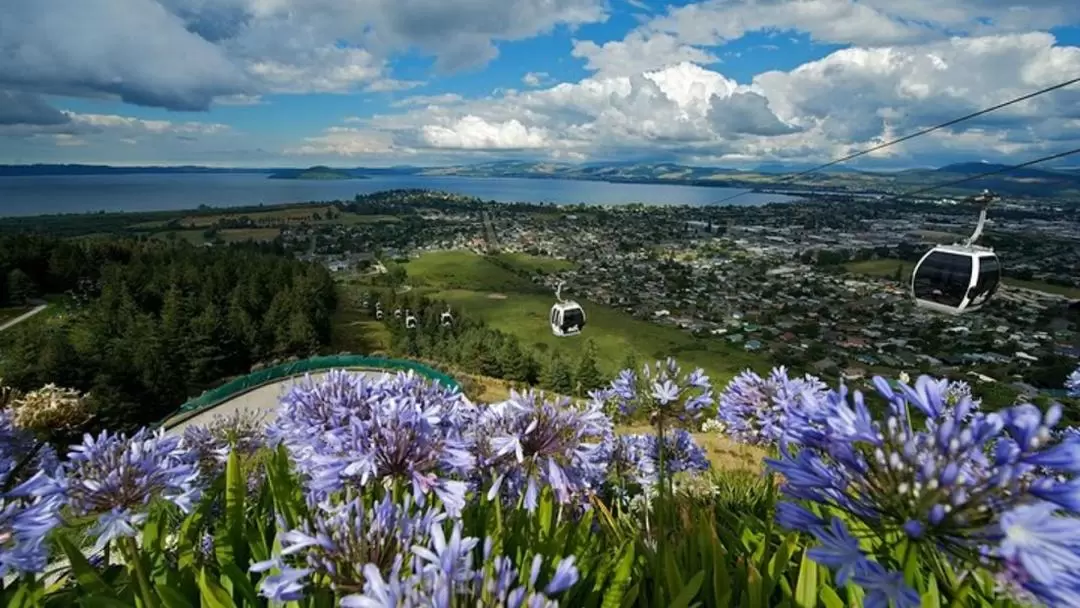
[4,161,1080,198]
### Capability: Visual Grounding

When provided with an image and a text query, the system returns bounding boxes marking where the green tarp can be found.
[165,355,459,423]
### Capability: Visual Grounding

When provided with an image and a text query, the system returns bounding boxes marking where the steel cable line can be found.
[713,75,1080,204]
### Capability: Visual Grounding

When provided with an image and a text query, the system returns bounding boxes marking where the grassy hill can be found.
[388,250,767,383]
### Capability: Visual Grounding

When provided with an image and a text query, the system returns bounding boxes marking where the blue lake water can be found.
[0,173,796,217]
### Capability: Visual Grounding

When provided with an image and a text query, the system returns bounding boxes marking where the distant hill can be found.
[267,166,365,180]
[0,164,276,176]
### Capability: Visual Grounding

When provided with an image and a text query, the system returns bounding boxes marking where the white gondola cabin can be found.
[910,190,1002,315]
[394,308,402,319]
[549,281,586,337]
[440,308,453,327]
[405,310,417,329]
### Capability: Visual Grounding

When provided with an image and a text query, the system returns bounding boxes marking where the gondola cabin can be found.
[911,245,1001,315]
[440,310,453,327]
[405,312,417,329]
[550,301,586,337]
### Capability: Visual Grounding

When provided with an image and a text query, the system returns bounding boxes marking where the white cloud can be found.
[571,32,718,77]
[53,134,87,147]
[2,0,608,111]
[390,93,466,108]
[522,72,549,87]
[334,31,1080,166]
[285,127,397,156]
[214,94,265,106]
[420,116,552,150]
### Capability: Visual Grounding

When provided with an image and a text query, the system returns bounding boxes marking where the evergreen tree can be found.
[574,339,603,396]
[7,268,35,303]
[499,338,530,382]
[542,352,574,395]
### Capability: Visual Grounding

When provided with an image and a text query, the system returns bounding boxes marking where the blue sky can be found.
[3,0,1080,168]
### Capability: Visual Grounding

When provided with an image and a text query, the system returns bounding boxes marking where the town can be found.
[254,189,1080,404]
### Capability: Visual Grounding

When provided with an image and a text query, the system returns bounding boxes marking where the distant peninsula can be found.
[267,166,367,180]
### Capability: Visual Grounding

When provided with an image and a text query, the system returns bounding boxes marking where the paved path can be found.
[0,303,47,332]
[163,370,385,435]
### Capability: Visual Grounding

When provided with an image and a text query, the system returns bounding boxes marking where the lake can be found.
[0,173,796,217]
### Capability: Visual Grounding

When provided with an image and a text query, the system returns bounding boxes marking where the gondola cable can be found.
[713,75,1080,205]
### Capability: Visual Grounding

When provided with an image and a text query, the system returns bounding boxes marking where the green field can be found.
[378,250,769,383]
[403,250,543,294]
[845,258,1080,299]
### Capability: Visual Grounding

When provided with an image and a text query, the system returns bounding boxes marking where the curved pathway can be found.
[164,369,386,435]
[0,303,47,332]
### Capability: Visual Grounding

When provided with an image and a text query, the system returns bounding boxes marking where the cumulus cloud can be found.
[285,127,397,156]
[2,0,607,112]
[571,32,718,77]
[421,116,551,150]
[333,31,1080,166]
[1,0,253,111]
[0,91,71,126]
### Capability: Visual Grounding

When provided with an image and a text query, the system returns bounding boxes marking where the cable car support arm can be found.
[962,190,998,247]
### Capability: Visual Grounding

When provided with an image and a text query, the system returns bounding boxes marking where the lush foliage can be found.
[2,363,1078,607]
[0,235,336,431]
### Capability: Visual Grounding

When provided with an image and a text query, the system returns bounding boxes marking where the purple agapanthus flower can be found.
[766,373,1080,608]
[472,390,612,511]
[0,410,58,485]
[253,493,444,599]
[1067,368,1080,399]
[271,370,475,513]
[341,523,579,607]
[307,392,474,514]
[182,409,267,481]
[611,430,710,487]
[0,471,65,577]
[62,428,201,547]
[717,366,828,446]
[601,358,713,427]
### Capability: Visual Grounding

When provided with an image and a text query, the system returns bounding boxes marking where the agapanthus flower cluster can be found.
[603,358,713,426]
[473,390,612,511]
[181,409,268,481]
[0,411,64,577]
[62,428,201,548]
[1067,367,1080,398]
[768,374,1080,608]
[717,366,827,446]
[0,410,58,485]
[340,521,579,607]
[252,494,445,600]
[611,430,710,488]
[275,371,475,514]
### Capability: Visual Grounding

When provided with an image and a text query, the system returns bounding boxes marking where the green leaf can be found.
[79,597,135,608]
[794,550,818,608]
[601,542,636,608]
[819,586,844,608]
[922,576,941,608]
[221,562,261,608]
[667,570,705,608]
[747,564,764,608]
[198,569,237,608]
[217,450,249,572]
[55,534,116,598]
[157,585,195,608]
